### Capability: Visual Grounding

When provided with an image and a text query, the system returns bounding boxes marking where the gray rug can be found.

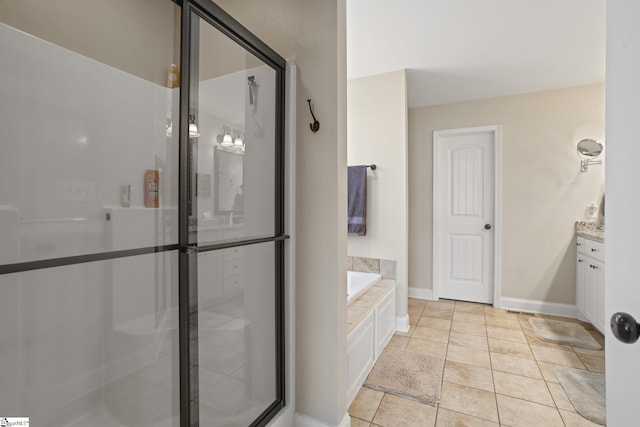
[556,367,606,425]
[364,346,445,406]
[529,318,601,350]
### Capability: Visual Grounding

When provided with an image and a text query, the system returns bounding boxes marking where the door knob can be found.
[484,224,492,230]
[611,312,640,344]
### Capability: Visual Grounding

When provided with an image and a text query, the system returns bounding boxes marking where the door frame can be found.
[432,125,502,306]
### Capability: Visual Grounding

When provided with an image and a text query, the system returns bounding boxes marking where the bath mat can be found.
[556,367,606,425]
[364,346,445,406]
[529,318,601,350]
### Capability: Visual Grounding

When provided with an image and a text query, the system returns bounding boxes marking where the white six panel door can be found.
[434,126,496,304]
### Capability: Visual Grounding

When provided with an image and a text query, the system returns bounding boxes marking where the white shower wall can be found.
[0,21,179,263]
[0,21,180,426]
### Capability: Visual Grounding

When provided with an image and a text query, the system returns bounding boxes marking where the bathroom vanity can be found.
[195,223,246,308]
[576,222,605,334]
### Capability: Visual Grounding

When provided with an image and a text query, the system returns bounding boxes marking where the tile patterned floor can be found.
[349,298,606,427]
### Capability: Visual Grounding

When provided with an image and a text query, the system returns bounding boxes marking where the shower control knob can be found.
[611,312,640,344]
[484,224,492,230]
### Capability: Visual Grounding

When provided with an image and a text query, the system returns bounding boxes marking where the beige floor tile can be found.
[435,408,499,427]
[418,316,452,331]
[409,315,420,326]
[443,360,494,392]
[350,417,371,427]
[559,409,604,427]
[485,312,520,329]
[349,387,384,422]
[394,328,412,337]
[371,394,437,427]
[423,306,454,320]
[486,326,527,343]
[490,353,542,379]
[451,320,487,337]
[413,326,450,343]
[496,394,564,427]
[439,381,498,423]
[572,345,605,357]
[547,382,575,412]
[577,353,605,373]
[518,318,534,331]
[484,307,517,318]
[530,345,586,369]
[428,299,456,307]
[493,371,555,406]
[408,306,425,319]
[387,334,409,349]
[454,301,488,314]
[408,298,427,308]
[448,331,488,351]
[537,361,564,383]
[488,338,533,359]
[453,311,486,324]
[446,344,491,368]
[406,337,448,359]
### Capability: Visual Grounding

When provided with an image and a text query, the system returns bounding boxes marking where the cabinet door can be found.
[594,260,605,334]
[583,260,597,324]
[576,255,586,320]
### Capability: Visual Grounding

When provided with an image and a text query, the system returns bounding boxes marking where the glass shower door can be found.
[0,1,181,426]
[180,3,286,426]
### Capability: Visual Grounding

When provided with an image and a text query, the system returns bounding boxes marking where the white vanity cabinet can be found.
[576,236,605,334]
[197,226,245,309]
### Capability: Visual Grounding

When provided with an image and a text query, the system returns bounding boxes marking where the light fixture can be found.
[216,125,234,147]
[188,114,200,138]
[233,130,244,149]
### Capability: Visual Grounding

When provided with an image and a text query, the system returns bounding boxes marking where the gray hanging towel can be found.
[348,165,367,236]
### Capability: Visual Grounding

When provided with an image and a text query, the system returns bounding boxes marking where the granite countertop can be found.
[576,221,605,242]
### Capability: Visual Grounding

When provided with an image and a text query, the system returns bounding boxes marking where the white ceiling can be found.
[347,0,606,108]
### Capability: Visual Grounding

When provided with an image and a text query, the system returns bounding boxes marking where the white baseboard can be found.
[395,314,410,333]
[498,297,577,318]
[267,405,295,427]
[408,287,434,300]
[294,412,350,427]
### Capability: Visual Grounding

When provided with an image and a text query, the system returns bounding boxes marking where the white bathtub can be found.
[347,271,382,305]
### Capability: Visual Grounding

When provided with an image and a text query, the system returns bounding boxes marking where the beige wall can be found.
[409,84,605,305]
[0,0,178,86]
[217,0,348,424]
[347,70,408,322]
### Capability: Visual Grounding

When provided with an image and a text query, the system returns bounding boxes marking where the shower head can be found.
[248,76,255,106]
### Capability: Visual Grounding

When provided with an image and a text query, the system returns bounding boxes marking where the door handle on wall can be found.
[484,224,492,230]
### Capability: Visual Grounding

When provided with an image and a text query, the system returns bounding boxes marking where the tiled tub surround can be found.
[347,279,396,407]
[576,221,605,242]
[348,279,395,333]
[348,256,397,280]
[349,298,606,427]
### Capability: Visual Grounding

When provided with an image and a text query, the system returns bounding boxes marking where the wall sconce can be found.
[217,125,233,147]
[233,130,244,150]
[188,114,200,138]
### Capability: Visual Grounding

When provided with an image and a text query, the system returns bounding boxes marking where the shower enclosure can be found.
[0,1,287,426]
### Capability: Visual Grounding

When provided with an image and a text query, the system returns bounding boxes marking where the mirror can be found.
[215,147,244,214]
[577,138,603,158]
[577,139,604,173]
